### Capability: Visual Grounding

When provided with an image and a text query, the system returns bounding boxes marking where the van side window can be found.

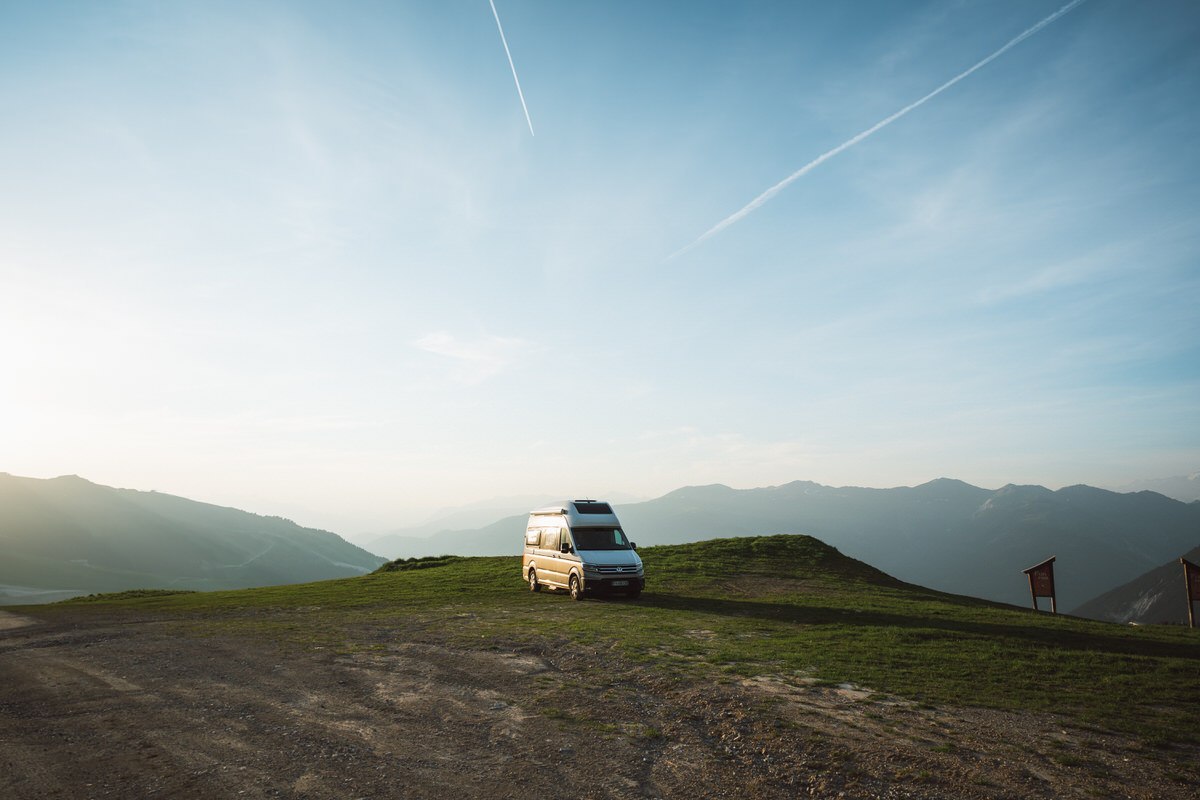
[525,529,540,546]
[542,528,560,551]
[560,528,571,549]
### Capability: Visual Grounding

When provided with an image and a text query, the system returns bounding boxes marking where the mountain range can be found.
[370,479,1200,613]
[0,473,385,604]
[5,472,1198,617]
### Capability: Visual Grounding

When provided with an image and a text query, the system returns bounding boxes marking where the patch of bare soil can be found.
[0,609,1195,799]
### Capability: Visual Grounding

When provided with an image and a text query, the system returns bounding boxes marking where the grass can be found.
[66,589,198,602]
[374,555,468,573]
[36,534,1200,747]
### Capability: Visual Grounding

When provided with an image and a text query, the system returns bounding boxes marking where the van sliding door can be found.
[540,527,563,587]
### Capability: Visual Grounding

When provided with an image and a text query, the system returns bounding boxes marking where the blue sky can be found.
[2,0,1197,534]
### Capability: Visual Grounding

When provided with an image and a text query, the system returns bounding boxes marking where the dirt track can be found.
[1,608,1195,799]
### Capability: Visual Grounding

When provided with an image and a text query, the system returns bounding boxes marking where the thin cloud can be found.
[489,0,535,136]
[415,330,527,383]
[670,0,1090,260]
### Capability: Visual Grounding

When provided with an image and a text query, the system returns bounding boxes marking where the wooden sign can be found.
[1022,556,1057,613]
[1184,559,1200,600]
[1182,558,1200,628]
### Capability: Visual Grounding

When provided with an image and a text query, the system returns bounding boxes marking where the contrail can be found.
[489,0,535,137]
[670,0,1089,260]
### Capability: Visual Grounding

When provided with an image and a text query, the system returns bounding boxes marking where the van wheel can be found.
[528,569,541,592]
[569,575,583,601]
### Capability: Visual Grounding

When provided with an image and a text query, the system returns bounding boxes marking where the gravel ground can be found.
[1,609,1196,799]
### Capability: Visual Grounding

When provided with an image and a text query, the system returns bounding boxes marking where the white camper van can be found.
[522,500,644,601]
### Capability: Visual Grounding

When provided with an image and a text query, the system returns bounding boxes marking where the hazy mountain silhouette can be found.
[1114,472,1200,503]
[369,514,529,561]
[1073,543,1200,624]
[365,491,646,556]
[374,479,1200,610]
[0,473,385,604]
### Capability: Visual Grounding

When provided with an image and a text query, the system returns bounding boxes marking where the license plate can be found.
[611,580,629,587]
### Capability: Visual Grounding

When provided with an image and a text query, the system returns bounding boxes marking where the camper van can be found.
[523,500,644,600]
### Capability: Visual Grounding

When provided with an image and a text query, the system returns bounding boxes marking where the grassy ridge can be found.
[47,534,1200,746]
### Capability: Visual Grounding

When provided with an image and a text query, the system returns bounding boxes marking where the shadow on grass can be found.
[639,592,1200,661]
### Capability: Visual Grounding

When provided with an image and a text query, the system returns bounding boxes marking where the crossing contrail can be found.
[489,0,535,137]
[669,0,1089,260]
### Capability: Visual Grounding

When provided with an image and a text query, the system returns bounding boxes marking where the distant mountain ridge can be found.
[1073,544,1200,624]
[1114,472,1200,503]
[0,473,386,604]
[373,478,1200,610]
[364,490,647,555]
[623,481,1200,609]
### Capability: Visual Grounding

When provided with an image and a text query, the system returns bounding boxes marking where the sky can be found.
[2,0,1198,536]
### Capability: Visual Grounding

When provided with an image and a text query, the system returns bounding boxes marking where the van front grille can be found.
[595,565,639,575]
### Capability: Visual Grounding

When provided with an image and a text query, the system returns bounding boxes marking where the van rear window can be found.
[573,502,613,515]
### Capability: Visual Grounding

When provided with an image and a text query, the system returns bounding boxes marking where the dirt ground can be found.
[1,608,1196,799]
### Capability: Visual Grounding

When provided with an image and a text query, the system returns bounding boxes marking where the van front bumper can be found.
[583,576,644,594]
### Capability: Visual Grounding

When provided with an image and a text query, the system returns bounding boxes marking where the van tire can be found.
[569,575,583,601]
[528,568,541,592]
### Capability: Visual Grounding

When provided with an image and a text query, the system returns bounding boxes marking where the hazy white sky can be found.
[2,1,1198,534]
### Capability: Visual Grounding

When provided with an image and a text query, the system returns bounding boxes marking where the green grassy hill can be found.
[43,534,1200,747]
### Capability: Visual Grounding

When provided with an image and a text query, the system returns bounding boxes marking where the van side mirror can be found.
[631,542,638,550]
[559,542,572,554]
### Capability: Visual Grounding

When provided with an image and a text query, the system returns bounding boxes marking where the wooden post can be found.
[1182,558,1200,629]
[1022,556,1057,614]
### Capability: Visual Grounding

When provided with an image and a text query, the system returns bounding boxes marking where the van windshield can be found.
[572,527,631,551]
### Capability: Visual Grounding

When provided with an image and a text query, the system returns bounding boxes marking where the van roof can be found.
[529,499,621,527]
